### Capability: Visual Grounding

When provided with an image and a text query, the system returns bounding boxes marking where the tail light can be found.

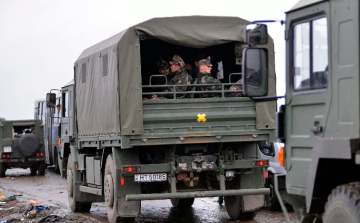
[36,153,44,157]
[177,173,187,180]
[2,154,10,158]
[278,146,284,167]
[265,171,268,179]
[123,166,137,173]
[255,160,268,166]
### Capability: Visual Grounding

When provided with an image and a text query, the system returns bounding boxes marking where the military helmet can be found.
[169,54,185,67]
[198,56,213,67]
[156,59,169,70]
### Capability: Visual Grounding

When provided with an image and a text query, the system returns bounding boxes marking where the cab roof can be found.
[287,0,326,13]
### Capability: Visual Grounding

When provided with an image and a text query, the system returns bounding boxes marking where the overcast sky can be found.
[0,0,298,120]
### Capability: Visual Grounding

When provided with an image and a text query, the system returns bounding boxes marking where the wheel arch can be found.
[310,157,360,214]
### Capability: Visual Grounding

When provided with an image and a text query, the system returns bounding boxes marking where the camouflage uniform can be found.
[196,57,221,98]
[167,67,193,98]
[164,55,193,98]
[227,79,243,97]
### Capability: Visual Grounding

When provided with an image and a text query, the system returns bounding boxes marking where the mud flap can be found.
[117,197,140,217]
[242,195,264,212]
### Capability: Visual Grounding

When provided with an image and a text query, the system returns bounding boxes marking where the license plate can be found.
[134,173,167,182]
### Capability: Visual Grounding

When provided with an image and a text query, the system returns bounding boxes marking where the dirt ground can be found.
[0,168,99,223]
[0,167,299,223]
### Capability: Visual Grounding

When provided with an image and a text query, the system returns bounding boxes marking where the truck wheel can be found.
[105,155,122,223]
[267,174,281,211]
[54,148,60,174]
[0,163,6,177]
[67,154,91,212]
[225,196,257,220]
[225,195,242,220]
[104,154,137,223]
[239,211,257,220]
[30,166,37,175]
[38,162,46,176]
[170,198,195,208]
[323,183,360,223]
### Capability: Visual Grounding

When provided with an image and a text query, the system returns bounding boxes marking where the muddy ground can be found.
[0,167,299,223]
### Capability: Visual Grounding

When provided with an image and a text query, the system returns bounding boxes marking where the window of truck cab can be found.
[293,16,328,91]
[62,91,69,118]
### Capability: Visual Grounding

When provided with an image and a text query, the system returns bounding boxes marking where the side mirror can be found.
[46,93,56,107]
[246,24,268,45]
[242,48,268,97]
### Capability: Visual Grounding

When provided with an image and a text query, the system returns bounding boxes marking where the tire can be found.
[170,198,195,208]
[267,174,281,211]
[104,154,137,223]
[225,195,242,220]
[18,134,41,156]
[67,154,91,212]
[225,195,257,220]
[239,211,257,220]
[105,155,122,223]
[0,162,6,177]
[38,162,46,176]
[30,166,37,175]
[54,148,60,174]
[323,183,360,223]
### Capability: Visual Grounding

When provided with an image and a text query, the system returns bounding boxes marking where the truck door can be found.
[61,84,74,148]
[285,2,330,195]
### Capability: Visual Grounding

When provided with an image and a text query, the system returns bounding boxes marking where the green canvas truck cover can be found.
[74,16,276,136]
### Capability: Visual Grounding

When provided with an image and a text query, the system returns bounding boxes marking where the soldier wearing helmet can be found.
[197,56,221,98]
[153,54,192,99]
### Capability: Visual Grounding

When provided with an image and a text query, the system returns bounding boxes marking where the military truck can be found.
[0,119,46,177]
[35,93,62,173]
[51,16,278,222]
[242,0,360,222]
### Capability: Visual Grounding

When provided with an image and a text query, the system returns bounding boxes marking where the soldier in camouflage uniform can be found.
[152,55,192,99]
[227,79,243,97]
[196,56,221,98]
[157,59,171,77]
[167,54,193,98]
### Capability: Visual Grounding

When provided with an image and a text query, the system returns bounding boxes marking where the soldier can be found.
[156,59,170,77]
[153,54,192,99]
[227,79,243,97]
[154,59,170,86]
[196,56,221,98]
[190,53,205,79]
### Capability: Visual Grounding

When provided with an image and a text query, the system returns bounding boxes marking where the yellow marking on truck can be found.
[197,113,206,122]
[184,172,199,187]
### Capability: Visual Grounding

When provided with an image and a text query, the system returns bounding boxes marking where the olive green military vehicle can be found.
[243,0,360,222]
[51,16,278,222]
[0,119,46,177]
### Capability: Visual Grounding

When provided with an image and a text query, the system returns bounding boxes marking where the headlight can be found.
[3,146,12,153]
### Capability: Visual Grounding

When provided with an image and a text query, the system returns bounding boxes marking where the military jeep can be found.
[0,119,46,177]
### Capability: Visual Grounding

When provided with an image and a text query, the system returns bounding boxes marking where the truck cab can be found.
[243,0,360,222]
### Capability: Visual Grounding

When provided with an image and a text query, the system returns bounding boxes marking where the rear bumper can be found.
[126,188,269,201]
[0,157,45,167]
